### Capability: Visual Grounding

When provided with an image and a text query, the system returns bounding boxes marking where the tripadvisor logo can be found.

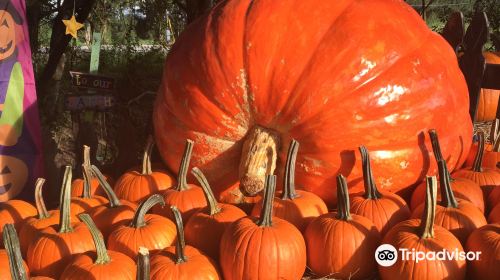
[375,244,481,267]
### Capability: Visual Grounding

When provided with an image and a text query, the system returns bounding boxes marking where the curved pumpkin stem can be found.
[437,160,458,208]
[91,165,122,208]
[492,119,500,152]
[359,146,381,200]
[257,175,277,227]
[191,167,220,216]
[336,174,352,221]
[171,206,188,264]
[142,136,154,175]
[79,214,111,265]
[419,176,437,239]
[281,139,300,200]
[472,132,485,172]
[59,166,74,233]
[81,164,93,199]
[3,224,29,280]
[176,139,194,191]
[132,194,165,228]
[83,145,91,166]
[34,178,50,220]
[137,247,150,280]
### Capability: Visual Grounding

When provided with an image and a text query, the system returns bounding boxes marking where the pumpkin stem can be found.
[419,176,437,239]
[81,164,93,199]
[191,167,220,215]
[91,165,122,208]
[176,139,194,191]
[359,146,381,200]
[137,247,150,280]
[281,139,300,200]
[428,129,444,162]
[34,178,50,220]
[79,214,111,265]
[132,194,165,228]
[257,175,277,227]
[142,136,154,175]
[171,206,188,264]
[336,174,352,221]
[3,224,29,280]
[429,130,452,179]
[492,119,500,152]
[438,160,458,208]
[472,132,485,172]
[239,126,280,196]
[59,166,74,233]
[83,145,91,166]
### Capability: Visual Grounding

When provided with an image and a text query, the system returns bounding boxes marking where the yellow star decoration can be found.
[62,15,84,39]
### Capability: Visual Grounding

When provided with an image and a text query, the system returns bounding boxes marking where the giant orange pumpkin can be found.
[153,0,472,206]
[474,52,500,122]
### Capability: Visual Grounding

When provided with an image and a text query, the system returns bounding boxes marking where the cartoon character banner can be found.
[0,0,43,202]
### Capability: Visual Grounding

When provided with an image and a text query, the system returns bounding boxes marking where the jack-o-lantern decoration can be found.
[0,155,27,201]
[0,0,22,61]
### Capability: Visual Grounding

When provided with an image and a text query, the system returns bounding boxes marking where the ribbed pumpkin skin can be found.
[153,0,472,206]
[27,223,95,278]
[410,177,484,212]
[305,213,380,279]
[411,200,486,245]
[107,214,177,259]
[488,186,500,210]
[379,219,466,280]
[474,52,500,122]
[250,190,328,233]
[70,196,109,216]
[59,251,136,280]
[88,200,137,240]
[113,170,174,203]
[453,169,500,202]
[0,250,30,279]
[350,191,410,236]
[488,203,500,223]
[184,204,246,260]
[150,246,221,280]
[0,200,36,248]
[154,185,207,222]
[466,224,500,280]
[220,217,306,280]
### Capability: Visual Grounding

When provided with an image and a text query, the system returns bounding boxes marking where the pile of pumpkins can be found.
[1,124,500,280]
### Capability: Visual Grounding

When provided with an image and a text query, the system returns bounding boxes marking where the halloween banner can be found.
[0,0,43,202]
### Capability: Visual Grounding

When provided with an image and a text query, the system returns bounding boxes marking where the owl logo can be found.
[0,0,24,146]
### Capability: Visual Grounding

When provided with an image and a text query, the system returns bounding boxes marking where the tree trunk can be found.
[38,0,97,95]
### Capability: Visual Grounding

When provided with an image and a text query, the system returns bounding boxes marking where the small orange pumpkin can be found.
[350,145,410,236]
[454,131,500,202]
[250,139,328,233]
[412,130,485,212]
[70,164,108,215]
[411,160,487,245]
[87,165,137,240]
[379,176,466,280]
[114,137,174,203]
[221,175,306,280]
[184,167,246,260]
[150,206,221,279]
[154,140,206,222]
[466,224,500,280]
[27,166,95,279]
[0,199,36,249]
[108,194,176,259]
[488,185,500,210]
[305,174,380,279]
[474,52,500,122]
[60,214,136,279]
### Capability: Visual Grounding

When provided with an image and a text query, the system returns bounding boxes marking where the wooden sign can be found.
[70,71,116,91]
[65,94,115,111]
